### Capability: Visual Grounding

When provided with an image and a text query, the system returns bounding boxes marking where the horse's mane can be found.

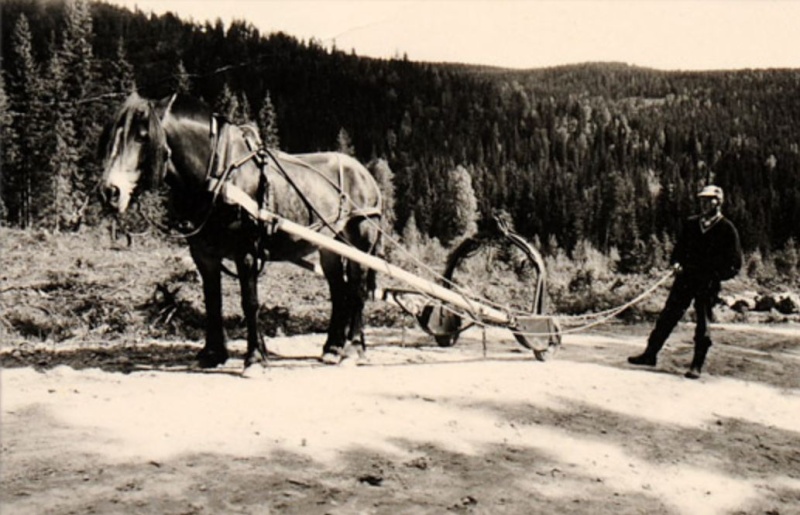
[99,93,145,159]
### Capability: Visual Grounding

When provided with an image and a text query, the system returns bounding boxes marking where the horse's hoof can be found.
[196,349,228,369]
[344,342,366,366]
[244,354,268,370]
[241,363,267,378]
[321,342,365,366]
[320,352,342,365]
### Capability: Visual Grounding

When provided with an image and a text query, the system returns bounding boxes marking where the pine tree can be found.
[7,14,43,228]
[401,212,423,249]
[257,90,280,149]
[174,59,191,94]
[337,127,355,156]
[61,0,94,103]
[236,91,251,124]
[108,37,136,94]
[367,158,396,231]
[60,0,100,217]
[215,83,239,121]
[0,76,13,222]
[44,46,81,230]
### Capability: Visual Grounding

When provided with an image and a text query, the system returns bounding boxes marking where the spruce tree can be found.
[215,83,239,121]
[236,91,251,124]
[7,14,43,228]
[0,77,13,222]
[257,90,280,149]
[108,37,136,94]
[337,128,355,156]
[60,0,100,214]
[367,158,396,231]
[174,59,191,94]
[61,0,94,102]
[44,46,81,230]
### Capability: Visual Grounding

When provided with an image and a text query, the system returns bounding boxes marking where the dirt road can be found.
[2,323,799,514]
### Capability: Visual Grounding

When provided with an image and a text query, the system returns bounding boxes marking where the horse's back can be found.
[279,151,381,213]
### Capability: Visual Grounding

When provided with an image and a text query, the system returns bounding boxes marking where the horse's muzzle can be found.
[100,184,122,210]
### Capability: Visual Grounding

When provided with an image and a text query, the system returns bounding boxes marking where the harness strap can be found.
[206,116,220,181]
[161,93,178,123]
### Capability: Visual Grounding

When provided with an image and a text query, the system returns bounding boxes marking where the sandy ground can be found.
[2,323,799,515]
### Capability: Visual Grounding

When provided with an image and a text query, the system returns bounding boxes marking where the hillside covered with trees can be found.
[3,0,800,276]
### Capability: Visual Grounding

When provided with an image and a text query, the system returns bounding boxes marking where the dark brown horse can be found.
[99,92,382,368]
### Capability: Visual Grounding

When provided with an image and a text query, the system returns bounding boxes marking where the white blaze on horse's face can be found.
[102,124,147,213]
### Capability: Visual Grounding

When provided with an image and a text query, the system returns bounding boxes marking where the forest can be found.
[3,0,800,275]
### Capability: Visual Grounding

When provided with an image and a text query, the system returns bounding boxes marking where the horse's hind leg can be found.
[320,249,348,363]
[191,248,229,368]
[236,252,268,369]
[343,218,381,356]
[345,259,368,354]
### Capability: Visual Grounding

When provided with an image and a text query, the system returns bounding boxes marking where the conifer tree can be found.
[439,165,478,245]
[108,37,136,94]
[401,211,422,249]
[367,158,396,231]
[215,83,239,121]
[0,77,13,221]
[337,128,355,156]
[257,90,280,149]
[174,59,191,94]
[7,14,43,227]
[60,0,100,212]
[237,91,251,123]
[62,1,92,85]
[44,46,81,230]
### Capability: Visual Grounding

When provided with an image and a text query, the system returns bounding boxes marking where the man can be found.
[628,185,742,379]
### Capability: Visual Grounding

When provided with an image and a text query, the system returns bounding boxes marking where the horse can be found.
[98,92,383,368]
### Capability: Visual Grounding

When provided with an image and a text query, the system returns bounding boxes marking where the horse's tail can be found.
[366,221,382,296]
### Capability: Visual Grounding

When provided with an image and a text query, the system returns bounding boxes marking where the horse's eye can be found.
[134,127,148,142]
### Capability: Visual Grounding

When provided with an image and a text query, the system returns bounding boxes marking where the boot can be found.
[685,344,710,379]
[628,352,657,366]
[684,367,702,379]
[628,337,663,366]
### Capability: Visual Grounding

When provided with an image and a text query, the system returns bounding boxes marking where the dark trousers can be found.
[646,275,716,369]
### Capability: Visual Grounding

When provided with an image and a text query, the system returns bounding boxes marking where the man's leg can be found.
[629,279,694,366]
[686,293,714,379]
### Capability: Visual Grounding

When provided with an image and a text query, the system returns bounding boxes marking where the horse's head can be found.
[99,92,170,213]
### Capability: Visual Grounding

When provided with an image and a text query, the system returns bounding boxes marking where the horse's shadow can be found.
[0,343,319,377]
[0,338,540,377]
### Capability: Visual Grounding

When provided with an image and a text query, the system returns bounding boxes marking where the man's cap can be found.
[698,185,724,203]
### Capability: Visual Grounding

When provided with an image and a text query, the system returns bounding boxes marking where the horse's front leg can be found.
[191,248,229,368]
[236,252,268,369]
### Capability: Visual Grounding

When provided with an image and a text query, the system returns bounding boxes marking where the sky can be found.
[103,0,800,71]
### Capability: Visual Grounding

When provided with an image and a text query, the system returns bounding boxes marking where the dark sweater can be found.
[671,215,742,282]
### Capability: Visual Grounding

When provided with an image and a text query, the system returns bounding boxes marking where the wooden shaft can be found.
[267,214,513,325]
[215,180,512,325]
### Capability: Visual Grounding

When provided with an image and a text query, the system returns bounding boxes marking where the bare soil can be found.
[2,228,799,514]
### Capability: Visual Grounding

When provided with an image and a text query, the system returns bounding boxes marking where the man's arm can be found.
[717,220,742,281]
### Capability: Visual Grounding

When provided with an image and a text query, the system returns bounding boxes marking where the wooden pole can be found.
[267,215,512,325]
[216,180,513,325]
